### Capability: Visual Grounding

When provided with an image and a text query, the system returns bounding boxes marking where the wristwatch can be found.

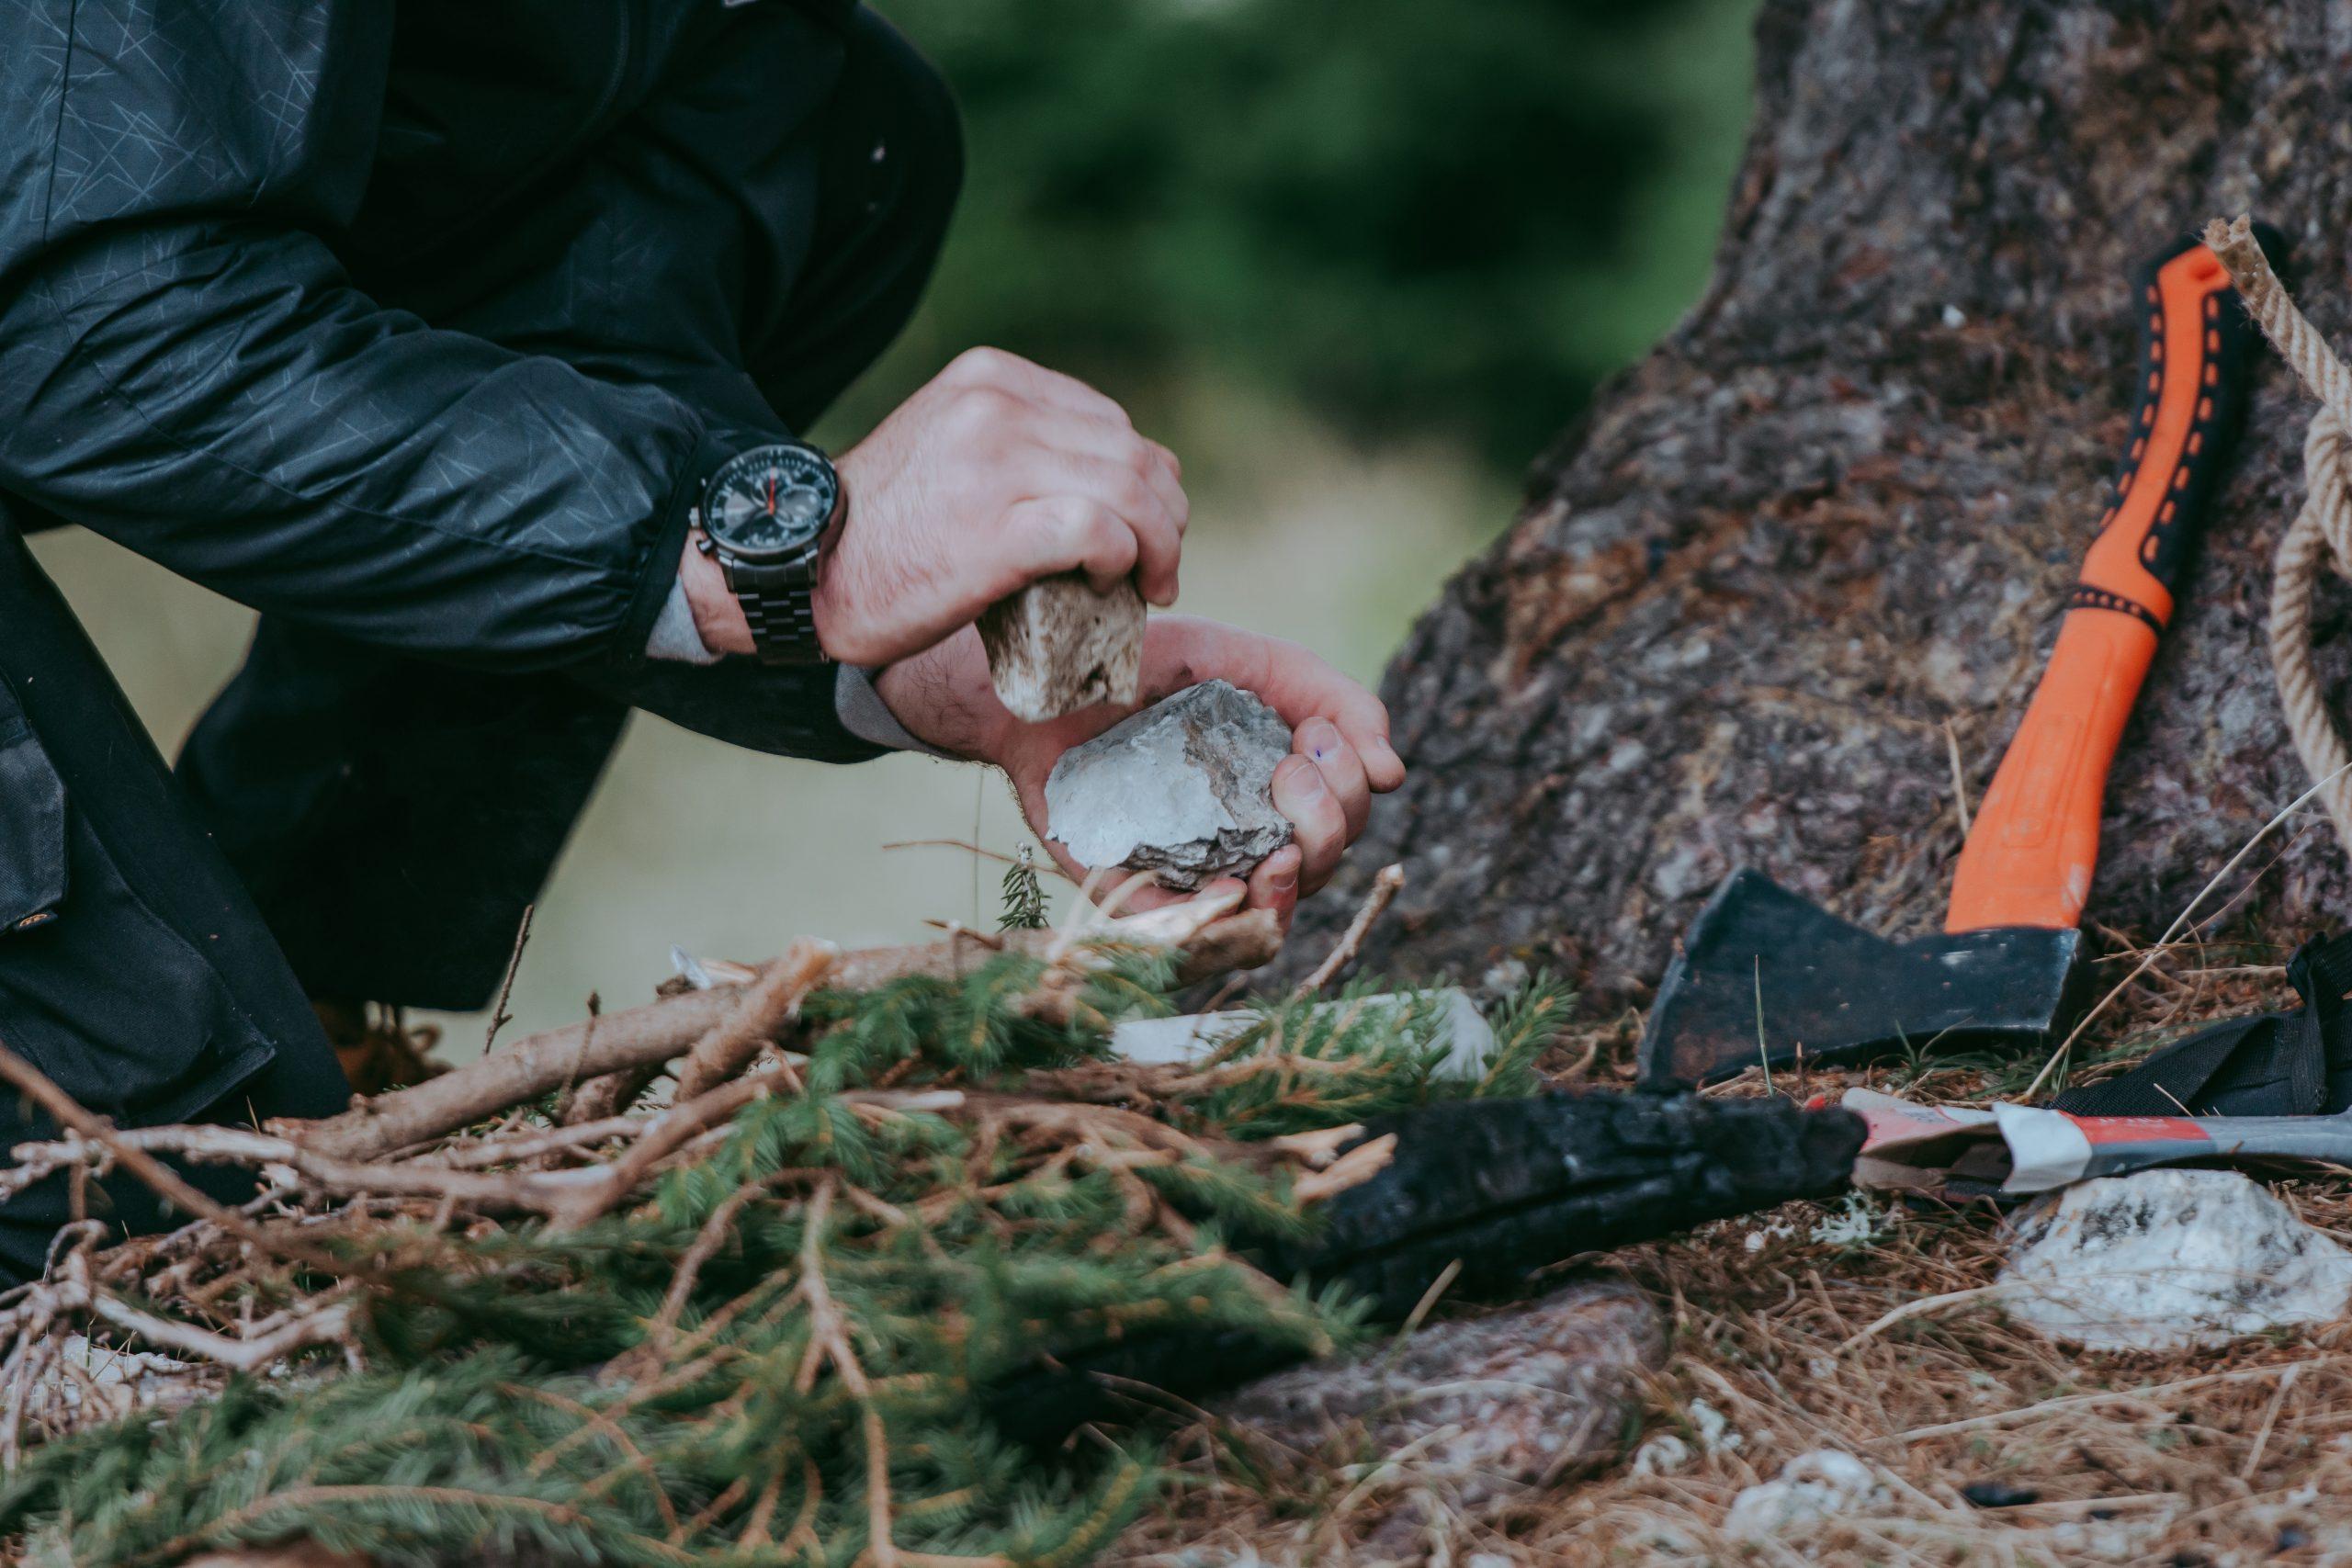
[691,442,842,664]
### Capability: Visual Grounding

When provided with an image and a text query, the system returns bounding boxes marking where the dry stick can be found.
[1941,718,1973,836]
[544,1069,787,1233]
[303,986,737,1161]
[2240,1361,2303,1482]
[564,1060,663,1130]
[0,1036,358,1280]
[1838,1282,2019,1352]
[672,941,835,1101]
[299,909,1282,1162]
[482,904,537,1054]
[1291,863,1406,999]
[794,1181,899,1568]
[0,1294,57,1470]
[0,1125,618,1219]
[422,1113,650,1169]
[2019,761,2352,1100]
[81,1281,353,1374]
[880,839,1081,884]
[629,1172,789,1373]
[1884,1362,2303,1444]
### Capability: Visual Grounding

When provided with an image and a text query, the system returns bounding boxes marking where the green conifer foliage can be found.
[0,951,1569,1566]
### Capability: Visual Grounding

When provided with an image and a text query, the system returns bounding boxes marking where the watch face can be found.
[702,446,838,560]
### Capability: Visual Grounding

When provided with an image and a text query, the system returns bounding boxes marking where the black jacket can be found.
[0,0,870,690]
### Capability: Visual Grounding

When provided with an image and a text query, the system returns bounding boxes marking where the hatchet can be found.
[1640,231,2270,1089]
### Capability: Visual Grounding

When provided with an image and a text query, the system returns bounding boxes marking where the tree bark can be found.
[1283,0,2352,1004]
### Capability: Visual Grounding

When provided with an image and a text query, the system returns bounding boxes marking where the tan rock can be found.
[978,572,1144,723]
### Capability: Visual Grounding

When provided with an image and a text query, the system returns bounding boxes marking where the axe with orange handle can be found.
[1639,231,2273,1089]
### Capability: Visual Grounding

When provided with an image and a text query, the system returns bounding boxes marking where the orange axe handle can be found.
[1944,235,2264,934]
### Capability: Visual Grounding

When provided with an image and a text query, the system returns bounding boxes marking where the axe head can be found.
[1638,871,2084,1089]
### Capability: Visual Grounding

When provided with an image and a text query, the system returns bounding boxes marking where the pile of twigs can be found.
[0,881,1487,1566]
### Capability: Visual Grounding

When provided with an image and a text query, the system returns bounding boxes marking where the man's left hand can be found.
[873,615,1403,929]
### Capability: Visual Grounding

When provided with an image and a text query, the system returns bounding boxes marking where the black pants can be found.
[0,7,959,1282]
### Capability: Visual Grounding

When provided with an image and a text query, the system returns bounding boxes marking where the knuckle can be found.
[950,345,1014,384]
[1121,472,1160,521]
[948,385,1017,434]
[1086,507,1132,551]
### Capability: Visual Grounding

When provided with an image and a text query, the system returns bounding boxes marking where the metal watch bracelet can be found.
[720,551,826,665]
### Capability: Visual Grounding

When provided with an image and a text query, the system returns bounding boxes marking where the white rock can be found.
[1687,1396,1741,1454]
[1631,1433,1691,1476]
[1808,1192,1894,1249]
[1110,989,1496,1079]
[1043,680,1292,892]
[1998,1168,2352,1352]
[1724,1450,1889,1539]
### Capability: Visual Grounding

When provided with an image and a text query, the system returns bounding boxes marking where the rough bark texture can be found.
[1285,0,2352,1004]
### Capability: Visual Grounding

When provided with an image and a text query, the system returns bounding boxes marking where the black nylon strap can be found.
[2049,931,2352,1118]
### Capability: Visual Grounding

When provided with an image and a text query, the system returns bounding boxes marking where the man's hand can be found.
[683,349,1184,662]
[875,616,1404,929]
[824,347,1190,666]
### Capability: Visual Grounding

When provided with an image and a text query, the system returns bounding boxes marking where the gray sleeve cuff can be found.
[645,582,947,761]
[645,577,724,666]
[835,664,955,759]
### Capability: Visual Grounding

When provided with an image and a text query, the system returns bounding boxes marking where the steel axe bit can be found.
[1640,229,2276,1089]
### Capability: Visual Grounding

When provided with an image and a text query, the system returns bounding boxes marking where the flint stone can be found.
[1215,1280,1662,1508]
[1044,680,1293,891]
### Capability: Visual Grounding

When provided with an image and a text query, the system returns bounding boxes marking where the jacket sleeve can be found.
[0,0,713,670]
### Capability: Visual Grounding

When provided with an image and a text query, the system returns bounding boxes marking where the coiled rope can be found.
[2204,215,2352,850]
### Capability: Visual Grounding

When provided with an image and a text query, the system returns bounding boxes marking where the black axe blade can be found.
[1637,871,2083,1089]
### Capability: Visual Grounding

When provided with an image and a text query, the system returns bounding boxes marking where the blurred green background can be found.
[34,0,1758,1046]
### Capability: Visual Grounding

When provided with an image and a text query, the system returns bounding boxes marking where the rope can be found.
[2204,215,2352,850]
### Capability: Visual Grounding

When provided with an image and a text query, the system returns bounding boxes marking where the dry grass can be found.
[1113,929,2352,1566]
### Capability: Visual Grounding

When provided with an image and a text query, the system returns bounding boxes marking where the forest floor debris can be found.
[4,872,2348,1567]
[1112,932,2352,1566]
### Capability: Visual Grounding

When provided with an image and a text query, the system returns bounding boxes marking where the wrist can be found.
[679,533,756,657]
[871,629,1014,764]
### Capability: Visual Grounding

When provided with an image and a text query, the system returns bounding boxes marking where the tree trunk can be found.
[1283,0,2352,1005]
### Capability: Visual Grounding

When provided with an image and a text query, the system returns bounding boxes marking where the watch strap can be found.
[720,551,827,665]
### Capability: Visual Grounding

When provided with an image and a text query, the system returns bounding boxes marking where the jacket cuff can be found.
[615,431,733,665]
[834,665,954,758]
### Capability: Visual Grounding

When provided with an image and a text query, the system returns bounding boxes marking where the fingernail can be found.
[1289,763,1329,799]
[1270,861,1298,892]
[1303,718,1340,763]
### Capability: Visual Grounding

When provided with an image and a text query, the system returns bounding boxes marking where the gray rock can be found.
[1044,680,1293,891]
[1998,1168,2352,1351]
[1214,1280,1661,1508]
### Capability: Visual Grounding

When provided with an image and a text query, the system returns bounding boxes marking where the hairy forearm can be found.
[870,628,1010,761]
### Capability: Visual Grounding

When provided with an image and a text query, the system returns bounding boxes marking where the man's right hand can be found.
[808,348,1189,667]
